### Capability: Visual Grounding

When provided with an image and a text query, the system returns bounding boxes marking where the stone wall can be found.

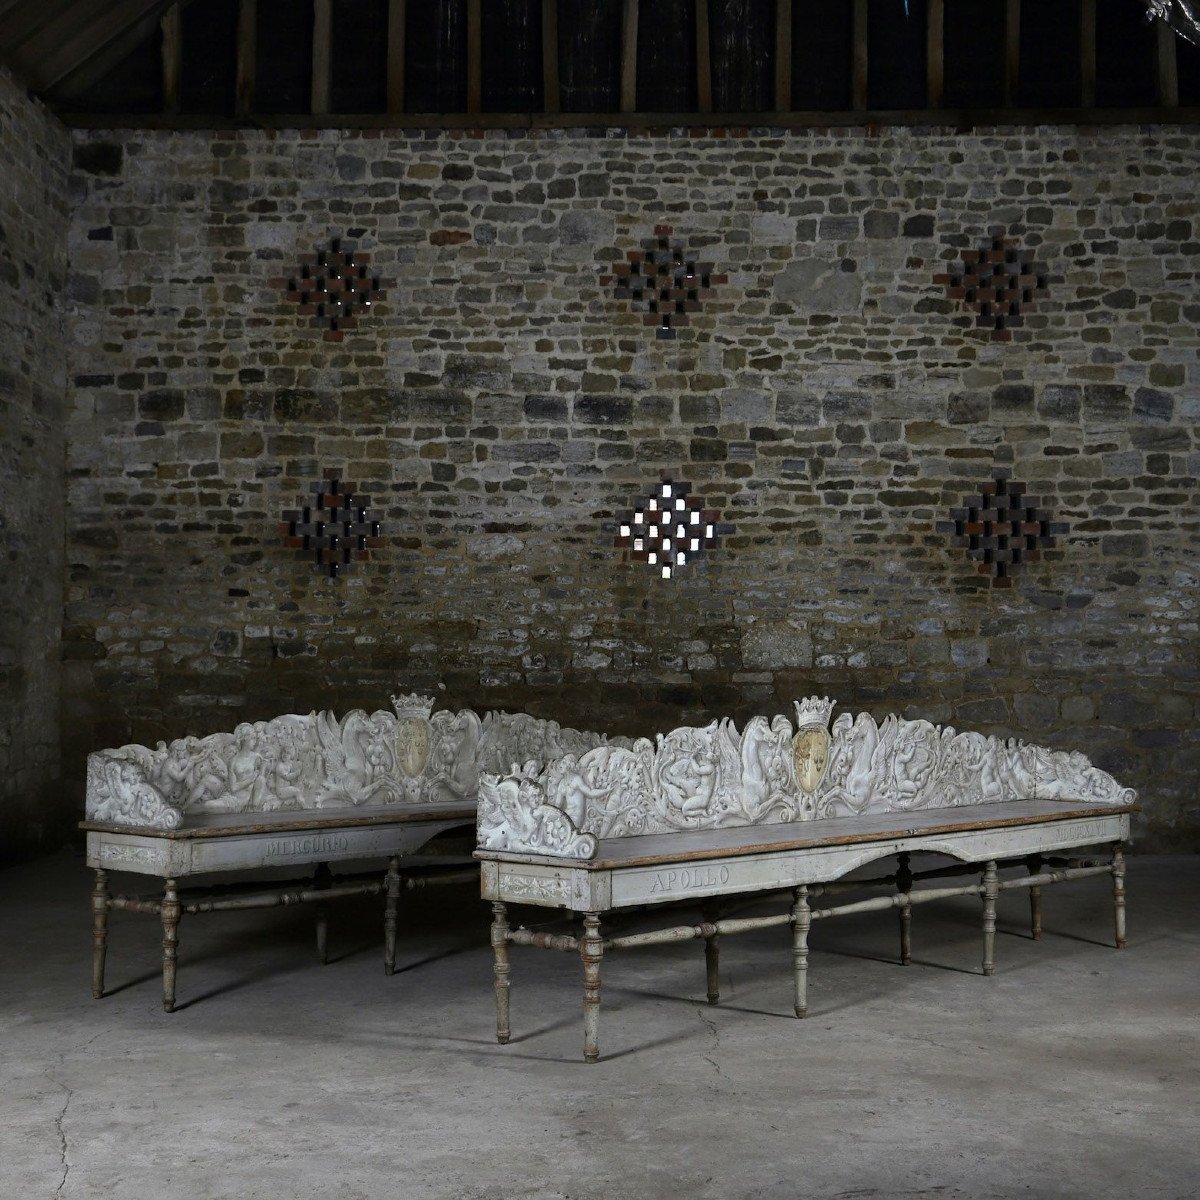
[64,125,1199,851]
[0,68,70,864]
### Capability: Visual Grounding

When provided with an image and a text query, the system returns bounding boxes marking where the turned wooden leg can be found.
[313,862,332,965]
[896,852,913,966]
[580,913,604,1063]
[702,900,720,1005]
[383,857,401,976]
[981,860,998,977]
[91,869,109,999]
[1112,843,1126,949]
[1027,854,1043,940]
[161,878,181,1013]
[791,885,811,1018]
[491,901,511,1045]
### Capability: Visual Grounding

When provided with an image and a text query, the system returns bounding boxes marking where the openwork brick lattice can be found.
[614,472,734,579]
[933,226,1048,342]
[280,470,383,578]
[273,237,389,343]
[936,472,1069,589]
[600,225,727,340]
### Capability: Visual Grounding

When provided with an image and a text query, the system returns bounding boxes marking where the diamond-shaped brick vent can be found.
[280,469,383,578]
[614,472,734,579]
[273,237,389,343]
[936,472,1069,589]
[600,225,727,340]
[933,226,1048,342]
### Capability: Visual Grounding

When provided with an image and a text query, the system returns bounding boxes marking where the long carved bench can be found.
[82,694,620,1011]
[475,697,1137,1062]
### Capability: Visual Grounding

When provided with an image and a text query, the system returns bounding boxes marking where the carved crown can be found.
[793,695,836,731]
[390,693,434,720]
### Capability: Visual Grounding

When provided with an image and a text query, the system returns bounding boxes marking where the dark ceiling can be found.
[1,0,1198,125]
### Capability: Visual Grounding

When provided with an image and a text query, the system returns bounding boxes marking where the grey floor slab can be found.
[1,849,1197,1200]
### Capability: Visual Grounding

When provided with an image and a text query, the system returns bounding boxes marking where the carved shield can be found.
[395,717,432,778]
[792,726,831,795]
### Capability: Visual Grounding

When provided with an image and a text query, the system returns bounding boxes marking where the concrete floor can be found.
[1,850,1197,1200]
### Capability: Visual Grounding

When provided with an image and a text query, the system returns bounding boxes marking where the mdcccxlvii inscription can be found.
[649,865,732,894]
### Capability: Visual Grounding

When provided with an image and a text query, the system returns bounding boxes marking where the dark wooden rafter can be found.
[852,0,867,111]
[1004,0,1020,107]
[774,0,791,113]
[620,0,638,114]
[386,0,405,113]
[10,0,182,95]
[58,106,1200,132]
[927,0,943,109]
[1080,0,1097,108]
[694,0,711,113]
[235,0,255,117]
[312,0,331,115]
[542,0,559,113]
[0,0,78,51]
[1157,18,1178,107]
[466,0,481,113]
[161,0,180,114]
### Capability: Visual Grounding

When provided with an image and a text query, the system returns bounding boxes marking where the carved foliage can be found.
[476,696,1137,859]
[85,699,620,831]
[477,773,598,860]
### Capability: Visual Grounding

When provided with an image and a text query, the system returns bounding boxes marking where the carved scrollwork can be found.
[85,751,184,831]
[85,697,623,831]
[477,774,598,860]
[475,695,1137,859]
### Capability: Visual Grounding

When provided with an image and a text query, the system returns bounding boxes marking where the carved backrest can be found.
[85,696,620,832]
[476,697,1137,861]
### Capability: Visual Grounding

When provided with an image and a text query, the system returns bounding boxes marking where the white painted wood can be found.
[87,695,621,831]
[485,810,1130,911]
[478,695,1136,859]
[88,816,473,880]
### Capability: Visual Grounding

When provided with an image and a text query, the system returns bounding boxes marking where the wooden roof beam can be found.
[23,0,180,95]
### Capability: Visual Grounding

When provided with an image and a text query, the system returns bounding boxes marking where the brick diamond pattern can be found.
[936,472,1069,589]
[933,226,1048,342]
[600,225,727,340]
[614,472,734,579]
[280,469,383,578]
[273,237,389,343]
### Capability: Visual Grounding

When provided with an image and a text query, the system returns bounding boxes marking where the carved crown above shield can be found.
[794,696,835,730]
[391,693,434,720]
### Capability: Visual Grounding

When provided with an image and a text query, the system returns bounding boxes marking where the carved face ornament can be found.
[395,716,432,778]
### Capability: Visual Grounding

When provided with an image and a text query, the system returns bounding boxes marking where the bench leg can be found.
[581,913,603,1063]
[491,901,511,1045]
[313,862,332,965]
[161,878,181,1013]
[1027,854,1043,940]
[791,885,811,1018]
[896,852,913,966]
[981,860,998,977]
[702,900,720,1005]
[1112,843,1126,949]
[383,856,401,976]
[91,869,109,999]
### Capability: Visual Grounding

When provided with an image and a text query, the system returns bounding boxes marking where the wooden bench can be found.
[83,695,619,1011]
[475,697,1137,1062]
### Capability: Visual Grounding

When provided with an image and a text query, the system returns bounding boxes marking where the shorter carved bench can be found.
[83,695,618,1011]
[475,697,1137,1062]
